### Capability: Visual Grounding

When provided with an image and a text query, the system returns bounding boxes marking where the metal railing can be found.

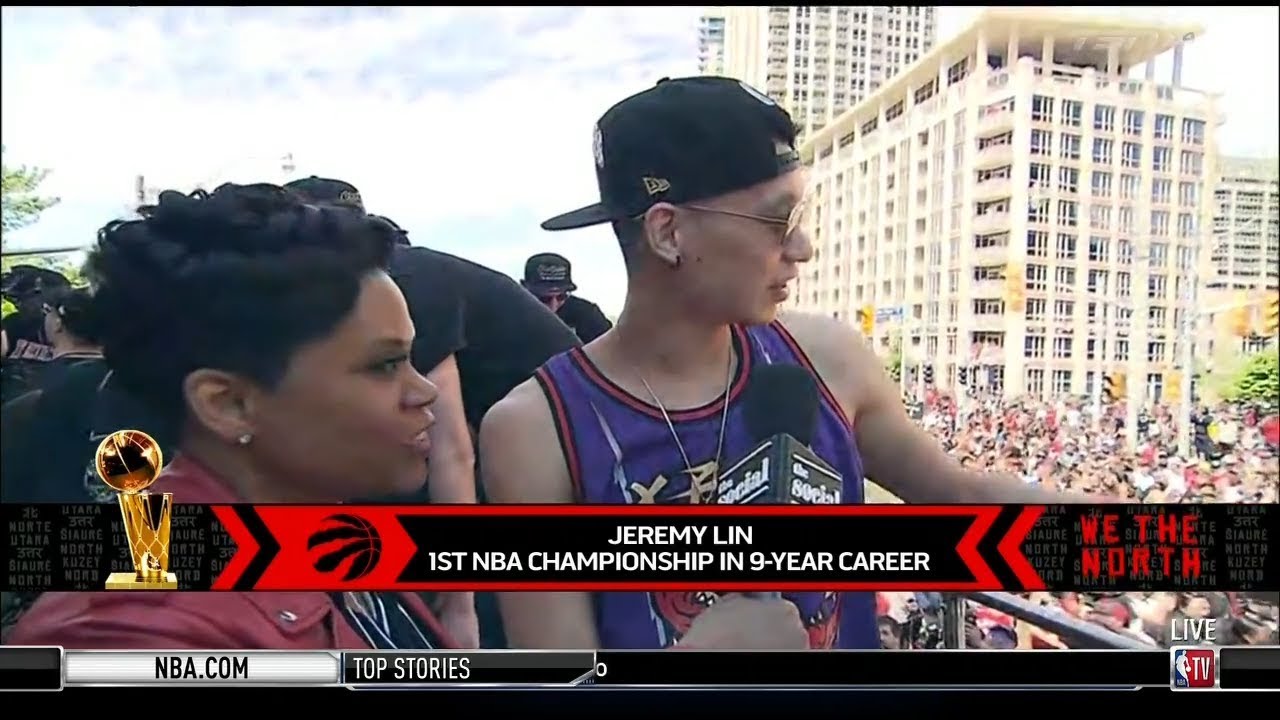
[863,482,1144,650]
[950,592,1150,649]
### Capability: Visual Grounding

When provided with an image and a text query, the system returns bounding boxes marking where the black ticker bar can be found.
[1219,647,1280,690]
[0,646,62,691]
[342,651,595,685]
[594,650,1170,687]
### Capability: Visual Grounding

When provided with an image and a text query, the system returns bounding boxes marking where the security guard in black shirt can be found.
[521,253,612,343]
[286,177,581,649]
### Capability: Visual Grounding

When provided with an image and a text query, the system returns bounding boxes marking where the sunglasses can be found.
[538,292,567,304]
[683,194,813,243]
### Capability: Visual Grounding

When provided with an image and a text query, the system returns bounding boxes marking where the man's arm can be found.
[780,312,1088,504]
[424,355,477,504]
[478,379,600,649]
[422,355,479,646]
[570,298,613,344]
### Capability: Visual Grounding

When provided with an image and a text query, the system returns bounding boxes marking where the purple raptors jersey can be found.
[534,321,878,649]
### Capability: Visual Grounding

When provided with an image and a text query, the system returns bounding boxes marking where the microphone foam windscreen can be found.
[742,363,821,446]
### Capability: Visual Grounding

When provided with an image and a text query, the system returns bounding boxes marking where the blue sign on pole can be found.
[875,307,904,322]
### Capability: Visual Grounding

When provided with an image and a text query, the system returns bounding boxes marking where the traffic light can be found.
[958,366,969,386]
[1228,304,1253,338]
[923,364,934,385]
[1164,371,1182,405]
[1003,262,1026,313]
[1103,372,1126,402]
[859,305,875,336]
[1265,293,1280,337]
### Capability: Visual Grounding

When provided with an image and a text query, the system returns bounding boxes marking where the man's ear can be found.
[182,368,259,445]
[642,203,681,268]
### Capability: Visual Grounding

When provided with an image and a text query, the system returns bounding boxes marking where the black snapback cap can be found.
[522,252,577,294]
[284,176,365,212]
[541,76,800,231]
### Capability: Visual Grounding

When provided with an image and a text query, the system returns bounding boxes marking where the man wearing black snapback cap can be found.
[520,252,612,343]
[481,77,1091,651]
[287,175,580,649]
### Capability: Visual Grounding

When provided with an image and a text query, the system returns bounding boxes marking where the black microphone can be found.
[714,364,844,602]
[714,363,844,507]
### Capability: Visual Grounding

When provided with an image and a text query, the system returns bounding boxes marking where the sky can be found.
[3,6,1277,316]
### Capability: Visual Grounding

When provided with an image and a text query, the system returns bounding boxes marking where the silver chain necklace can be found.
[633,340,735,491]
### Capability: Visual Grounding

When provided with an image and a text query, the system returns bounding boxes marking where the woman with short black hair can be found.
[10,183,456,649]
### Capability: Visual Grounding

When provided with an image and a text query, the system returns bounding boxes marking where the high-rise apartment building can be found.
[1199,156,1279,361]
[723,6,937,140]
[790,8,1218,402]
[1207,156,1280,291]
[698,8,727,76]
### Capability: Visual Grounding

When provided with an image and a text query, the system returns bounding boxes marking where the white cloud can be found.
[1,7,701,313]
[3,7,1277,317]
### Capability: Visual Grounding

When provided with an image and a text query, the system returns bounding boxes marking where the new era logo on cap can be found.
[541,76,799,232]
[284,176,365,212]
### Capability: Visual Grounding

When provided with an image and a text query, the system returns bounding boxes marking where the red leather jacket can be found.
[7,456,457,650]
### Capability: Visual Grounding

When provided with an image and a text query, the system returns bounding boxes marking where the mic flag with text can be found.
[715,363,843,505]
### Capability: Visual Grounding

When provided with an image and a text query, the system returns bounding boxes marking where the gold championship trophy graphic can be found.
[96,430,178,590]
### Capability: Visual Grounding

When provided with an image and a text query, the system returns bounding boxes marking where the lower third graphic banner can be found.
[2,504,1275,592]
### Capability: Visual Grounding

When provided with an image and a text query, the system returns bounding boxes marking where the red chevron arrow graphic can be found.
[998,506,1047,590]
[211,504,259,590]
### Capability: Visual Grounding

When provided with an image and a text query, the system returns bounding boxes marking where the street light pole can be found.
[1092,303,1109,430]
[897,325,909,399]
[1174,215,1267,456]
[1176,281,1197,458]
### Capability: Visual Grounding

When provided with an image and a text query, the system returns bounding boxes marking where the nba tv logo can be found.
[1172,647,1216,689]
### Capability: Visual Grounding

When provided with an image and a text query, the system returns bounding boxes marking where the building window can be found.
[1093,138,1113,164]
[1026,230,1049,257]
[1026,264,1048,291]
[1030,129,1053,156]
[1122,109,1144,136]
[1091,171,1112,197]
[1058,133,1081,160]
[1147,341,1166,363]
[1025,335,1046,359]
[1094,105,1115,132]
[1032,95,1054,122]
[1060,100,1082,127]
[1181,118,1205,144]
[1088,236,1109,262]
[1058,166,1079,193]
[1057,200,1078,227]
[1179,150,1203,176]
[1051,369,1073,394]
[1153,147,1172,173]
[1122,142,1142,169]
[1119,174,1139,200]
[1055,234,1077,261]
[1025,367,1045,396]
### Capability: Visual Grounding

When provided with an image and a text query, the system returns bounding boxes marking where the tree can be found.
[1,146,59,241]
[1,148,79,284]
[1224,350,1279,406]
[885,336,902,382]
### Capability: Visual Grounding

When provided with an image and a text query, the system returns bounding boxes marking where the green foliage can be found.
[1224,349,1279,405]
[1,146,60,240]
[1,253,85,287]
[886,337,902,382]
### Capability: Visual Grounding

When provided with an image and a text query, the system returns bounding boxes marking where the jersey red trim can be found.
[533,367,584,502]
[567,325,753,422]
[770,320,853,430]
